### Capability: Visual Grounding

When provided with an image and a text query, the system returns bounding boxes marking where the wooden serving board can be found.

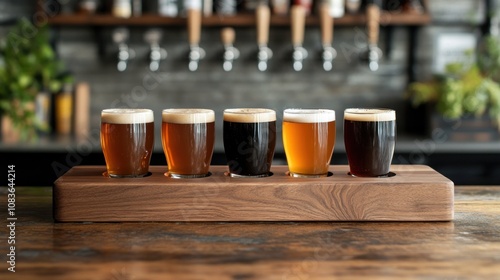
[53,165,454,222]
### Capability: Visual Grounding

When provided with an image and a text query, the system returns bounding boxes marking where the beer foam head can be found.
[344,108,396,122]
[224,108,276,123]
[101,109,154,124]
[283,109,336,123]
[162,108,215,123]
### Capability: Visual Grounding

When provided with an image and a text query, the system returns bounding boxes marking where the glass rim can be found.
[162,108,214,115]
[223,108,276,123]
[344,108,395,121]
[101,108,154,124]
[224,108,276,114]
[162,108,215,124]
[283,108,336,123]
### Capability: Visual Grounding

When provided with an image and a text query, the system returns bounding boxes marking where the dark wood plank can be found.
[53,165,453,222]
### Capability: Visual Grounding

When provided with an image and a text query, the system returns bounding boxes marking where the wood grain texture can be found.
[1,186,499,280]
[53,165,454,222]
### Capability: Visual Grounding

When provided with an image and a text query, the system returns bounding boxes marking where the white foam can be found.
[101,109,154,124]
[344,108,396,122]
[283,109,336,123]
[224,108,276,123]
[162,109,215,124]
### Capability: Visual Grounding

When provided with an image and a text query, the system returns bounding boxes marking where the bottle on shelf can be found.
[215,0,238,15]
[403,0,424,14]
[293,0,312,15]
[345,0,361,14]
[112,0,132,18]
[203,0,213,16]
[244,0,261,12]
[327,0,345,18]
[73,83,90,141]
[55,84,74,136]
[132,0,142,16]
[35,91,51,134]
[158,0,179,17]
[77,0,99,14]
[271,0,289,15]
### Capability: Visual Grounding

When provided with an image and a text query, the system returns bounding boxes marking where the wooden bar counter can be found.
[1,186,499,279]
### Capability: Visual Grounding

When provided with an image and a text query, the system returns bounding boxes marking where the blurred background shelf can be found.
[46,12,431,27]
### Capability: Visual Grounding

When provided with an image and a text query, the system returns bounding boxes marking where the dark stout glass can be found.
[223,108,276,177]
[162,109,215,178]
[101,109,154,178]
[344,108,396,177]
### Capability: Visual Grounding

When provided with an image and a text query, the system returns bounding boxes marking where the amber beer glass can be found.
[162,109,215,178]
[283,109,336,177]
[223,108,276,177]
[100,109,154,178]
[344,108,396,177]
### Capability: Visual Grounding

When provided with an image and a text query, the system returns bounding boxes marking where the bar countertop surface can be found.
[1,186,499,279]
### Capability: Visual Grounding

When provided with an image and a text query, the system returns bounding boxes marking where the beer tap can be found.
[112,28,135,72]
[365,0,383,71]
[221,27,240,71]
[144,29,167,72]
[291,5,308,71]
[187,0,205,71]
[256,4,273,72]
[319,2,337,71]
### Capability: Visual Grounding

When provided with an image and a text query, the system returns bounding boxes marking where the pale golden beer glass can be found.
[100,109,154,178]
[162,109,215,178]
[283,109,336,177]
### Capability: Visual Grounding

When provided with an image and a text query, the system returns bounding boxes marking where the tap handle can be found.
[291,5,306,47]
[366,1,380,46]
[221,27,235,46]
[256,4,270,46]
[319,2,333,46]
[144,28,163,46]
[112,28,130,44]
[187,8,202,46]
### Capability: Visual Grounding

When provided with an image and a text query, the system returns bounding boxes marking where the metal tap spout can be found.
[189,45,206,72]
[292,46,308,72]
[290,5,307,71]
[257,45,273,72]
[112,28,135,72]
[322,45,337,71]
[221,27,239,71]
[368,44,382,71]
[144,29,167,72]
[223,45,240,72]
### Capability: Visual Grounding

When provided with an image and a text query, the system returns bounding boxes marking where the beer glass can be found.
[100,109,154,178]
[223,108,276,177]
[162,109,215,178]
[344,108,396,177]
[283,109,336,177]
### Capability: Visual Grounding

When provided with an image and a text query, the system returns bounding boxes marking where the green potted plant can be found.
[0,18,72,141]
[407,35,500,141]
